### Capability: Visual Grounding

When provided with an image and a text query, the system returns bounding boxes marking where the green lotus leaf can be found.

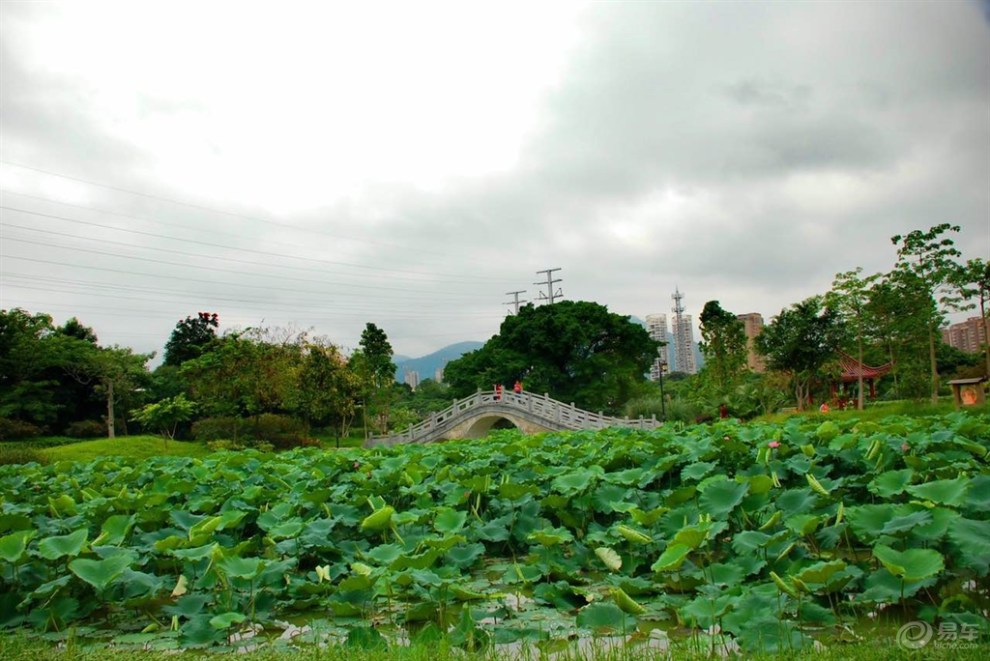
[845,504,897,541]
[880,510,932,536]
[209,611,246,629]
[611,587,646,614]
[873,544,944,582]
[528,527,573,547]
[576,602,634,633]
[906,478,969,507]
[651,543,692,572]
[793,560,847,588]
[0,530,36,563]
[947,518,990,574]
[785,514,822,537]
[434,508,467,534]
[37,528,88,561]
[92,514,135,547]
[699,479,749,519]
[218,556,265,579]
[869,469,914,498]
[187,515,223,542]
[365,543,403,565]
[671,522,711,549]
[360,506,395,532]
[345,625,388,650]
[266,519,304,540]
[446,543,485,569]
[681,462,716,482]
[731,530,771,554]
[552,468,600,495]
[615,524,652,544]
[69,554,133,592]
[595,547,622,572]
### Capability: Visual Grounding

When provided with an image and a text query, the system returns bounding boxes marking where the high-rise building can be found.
[403,370,420,391]
[736,312,766,372]
[671,289,697,375]
[645,313,670,381]
[942,317,988,354]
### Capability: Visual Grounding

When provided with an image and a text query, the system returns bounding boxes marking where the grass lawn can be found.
[37,435,212,463]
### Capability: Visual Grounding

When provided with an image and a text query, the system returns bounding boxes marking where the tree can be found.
[75,345,152,438]
[957,258,990,377]
[444,301,658,414]
[132,394,196,444]
[0,309,61,426]
[164,312,219,367]
[827,268,880,410]
[755,296,844,410]
[295,339,361,442]
[891,225,970,404]
[356,323,397,433]
[698,301,748,395]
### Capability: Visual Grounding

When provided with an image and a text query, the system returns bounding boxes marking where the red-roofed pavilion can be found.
[832,352,893,401]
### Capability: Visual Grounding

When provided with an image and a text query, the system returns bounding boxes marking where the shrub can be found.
[66,420,106,438]
[0,418,43,441]
[0,444,46,466]
[250,414,308,450]
[192,416,245,442]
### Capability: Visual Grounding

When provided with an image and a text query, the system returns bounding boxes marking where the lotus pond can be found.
[1,412,988,656]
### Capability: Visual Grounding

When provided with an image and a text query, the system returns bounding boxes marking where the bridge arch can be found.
[365,390,659,447]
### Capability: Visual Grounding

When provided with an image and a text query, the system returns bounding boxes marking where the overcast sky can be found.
[1,1,988,361]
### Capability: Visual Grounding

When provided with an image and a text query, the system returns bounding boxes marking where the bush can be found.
[194,415,310,450]
[0,444,46,466]
[66,420,106,438]
[192,417,245,442]
[0,418,43,441]
[250,414,309,450]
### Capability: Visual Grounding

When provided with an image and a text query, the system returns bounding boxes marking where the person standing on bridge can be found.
[494,383,503,402]
[513,380,523,395]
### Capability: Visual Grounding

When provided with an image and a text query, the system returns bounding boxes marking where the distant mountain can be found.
[394,341,484,383]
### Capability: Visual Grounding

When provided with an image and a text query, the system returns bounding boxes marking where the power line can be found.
[0,160,458,260]
[0,205,510,284]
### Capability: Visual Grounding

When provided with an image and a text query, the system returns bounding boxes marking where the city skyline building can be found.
[645,313,671,381]
[736,312,767,372]
[671,288,697,375]
[942,317,988,354]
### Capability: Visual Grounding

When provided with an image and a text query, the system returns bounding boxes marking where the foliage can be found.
[957,257,990,376]
[163,312,219,367]
[446,301,658,414]
[132,395,197,441]
[295,340,361,439]
[0,418,42,441]
[756,296,844,410]
[0,412,987,654]
[827,269,880,410]
[698,300,748,395]
[65,421,106,439]
[353,324,398,434]
[891,225,971,403]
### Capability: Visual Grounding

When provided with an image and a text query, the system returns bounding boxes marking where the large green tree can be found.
[163,312,219,367]
[891,224,970,403]
[755,296,844,410]
[698,301,748,395]
[826,268,880,410]
[445,301,657,414]
[295,339,361,441]
[957,257,990,377]
[354,323,397,433]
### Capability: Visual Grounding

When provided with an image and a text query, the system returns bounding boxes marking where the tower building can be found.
[671,288,697,375]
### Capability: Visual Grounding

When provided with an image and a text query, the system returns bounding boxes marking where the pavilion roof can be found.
[838,351,892,381]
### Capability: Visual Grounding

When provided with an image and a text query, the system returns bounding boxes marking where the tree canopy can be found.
[445,301,657,414]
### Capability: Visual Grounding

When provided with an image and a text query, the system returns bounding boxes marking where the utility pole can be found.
[534,268,563,305]
[504,290,528,315]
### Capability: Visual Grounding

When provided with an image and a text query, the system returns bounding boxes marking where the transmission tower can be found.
[504,290,528,315]
[534,268,563,305]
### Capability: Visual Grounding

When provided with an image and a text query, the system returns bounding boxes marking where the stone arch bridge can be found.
[364,390,661,448]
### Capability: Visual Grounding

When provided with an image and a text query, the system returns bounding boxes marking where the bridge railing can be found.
[366,390,660,447]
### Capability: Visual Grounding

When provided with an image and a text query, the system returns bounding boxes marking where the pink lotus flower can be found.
[768,441,780,449]
[901,443,909,452]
